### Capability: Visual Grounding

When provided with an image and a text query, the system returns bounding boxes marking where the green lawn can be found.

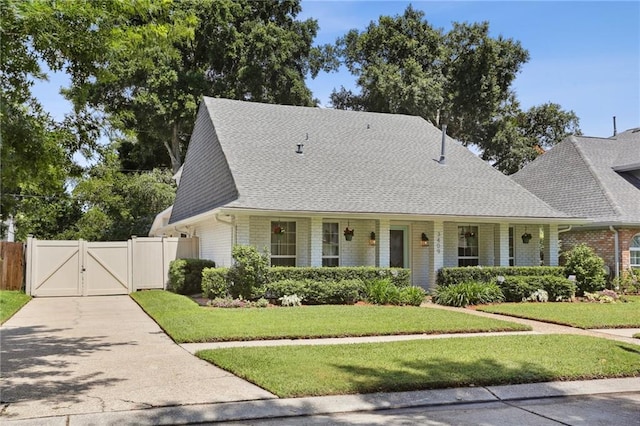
[477,296,640,329]
[131,290,530,343]
[197,334,640,397]
[0,291,31,324]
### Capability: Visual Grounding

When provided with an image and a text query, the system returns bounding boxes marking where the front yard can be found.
[133,290,640,398]
[131,290,529,342]
[198,335,640,397]
[477,296,640,329]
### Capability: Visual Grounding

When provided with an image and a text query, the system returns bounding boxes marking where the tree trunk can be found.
[164,122,182,174]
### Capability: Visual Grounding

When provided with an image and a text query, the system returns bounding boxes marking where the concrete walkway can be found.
[1,297,639,425]
[0,297,275,422]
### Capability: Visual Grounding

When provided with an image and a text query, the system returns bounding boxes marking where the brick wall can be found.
[561,227,640,274]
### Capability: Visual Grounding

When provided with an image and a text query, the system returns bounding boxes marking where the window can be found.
[509,227,515,266]
[271,221,296,266]
[458,225,479,267]
[322,222,339,267]
[631,234,640,268]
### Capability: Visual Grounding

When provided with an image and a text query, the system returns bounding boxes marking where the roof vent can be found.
[613,116,617,136]
[296,143,304,154]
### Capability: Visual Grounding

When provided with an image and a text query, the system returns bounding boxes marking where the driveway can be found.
[0,296,275,421]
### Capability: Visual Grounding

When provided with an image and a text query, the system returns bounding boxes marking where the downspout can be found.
[609,226,620,280]
[557,225,572,234]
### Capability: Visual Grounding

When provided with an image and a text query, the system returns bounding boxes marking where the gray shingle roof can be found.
[512,128,640,225]
[170,97,569,224]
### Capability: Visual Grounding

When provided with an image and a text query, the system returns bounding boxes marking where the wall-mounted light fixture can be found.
[421,233,429,247]
[369,232,376,246]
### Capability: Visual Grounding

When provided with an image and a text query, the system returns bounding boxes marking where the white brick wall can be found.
[194,218,232,267]
[514,224,540,265]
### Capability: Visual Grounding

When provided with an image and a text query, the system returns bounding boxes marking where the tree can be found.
[66,148,176,241]
[482,102,581,174]
[330,6,580,172]
[0,0,79,230]
[332,6,529,146]
[24,0,330,173]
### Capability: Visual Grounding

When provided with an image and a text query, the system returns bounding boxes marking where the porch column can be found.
[310,217,323,267]
[543,224,559,266]
[428,220,444,289]
[496,223,510,266]
[378,218,390,267]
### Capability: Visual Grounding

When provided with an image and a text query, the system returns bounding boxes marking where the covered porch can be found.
[228,213,564,289]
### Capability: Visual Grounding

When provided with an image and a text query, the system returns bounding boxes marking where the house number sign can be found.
[436,231,441,254]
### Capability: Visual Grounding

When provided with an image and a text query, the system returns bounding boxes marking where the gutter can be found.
[609,226,620,280]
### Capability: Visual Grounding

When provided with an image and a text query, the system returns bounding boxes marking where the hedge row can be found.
[267,267,411,287]
[437,266,565,287]
[263,279,365,305]
[498,275,576,302]
[200,266,421,306]
[167,259,216,295]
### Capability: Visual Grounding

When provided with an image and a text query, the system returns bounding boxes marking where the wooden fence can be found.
[1,242,24,291]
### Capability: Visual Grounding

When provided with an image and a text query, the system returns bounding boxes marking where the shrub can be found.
[207,296,270,308]
[398,286,426,306]
[433,282,504,307]
[365,279,401,305]
[201,267,229,299]
[168,259,216,295]
[562,244,606,295]
[228,245,270,299]
[526,289,549,302]
[263,279,365,305]
[496,275,575,302]
[437,266,564,287]
[613,269,639,294]
[279,294,303,307]
[584,289,620,303]
[497,276,535,302]
[525,276,576,301]
[268,266,411,287]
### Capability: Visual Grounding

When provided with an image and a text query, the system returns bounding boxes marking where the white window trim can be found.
[270,221,297,266]
[458,225,479,266]
[631,234,640,268]
[322,222,340,267]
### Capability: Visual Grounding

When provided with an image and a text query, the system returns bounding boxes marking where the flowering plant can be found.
[273,225,285,235]
[343,227,354,236]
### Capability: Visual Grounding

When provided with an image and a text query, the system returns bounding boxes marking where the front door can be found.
[390,226,408,268]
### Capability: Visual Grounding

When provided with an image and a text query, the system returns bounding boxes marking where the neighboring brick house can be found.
[513,128,640,279]
[151,97,577,289]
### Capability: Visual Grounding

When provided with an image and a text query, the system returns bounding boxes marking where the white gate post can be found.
[25,235,34,296]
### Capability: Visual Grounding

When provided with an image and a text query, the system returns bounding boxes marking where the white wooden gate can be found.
[25,236,198,297]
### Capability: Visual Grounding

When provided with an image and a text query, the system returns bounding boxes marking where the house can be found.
[150,97,578,289]
[512,128,640,279]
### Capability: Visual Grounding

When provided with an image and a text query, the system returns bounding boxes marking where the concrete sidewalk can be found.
[4,378,640,425]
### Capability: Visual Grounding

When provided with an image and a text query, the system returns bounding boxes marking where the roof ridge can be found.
[571,137,623,217]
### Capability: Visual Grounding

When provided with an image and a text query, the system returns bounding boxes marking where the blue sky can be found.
[34,1,639,139]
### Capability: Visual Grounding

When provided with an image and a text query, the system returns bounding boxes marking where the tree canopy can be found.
[23,0,330,173]
[331,6,580,172]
